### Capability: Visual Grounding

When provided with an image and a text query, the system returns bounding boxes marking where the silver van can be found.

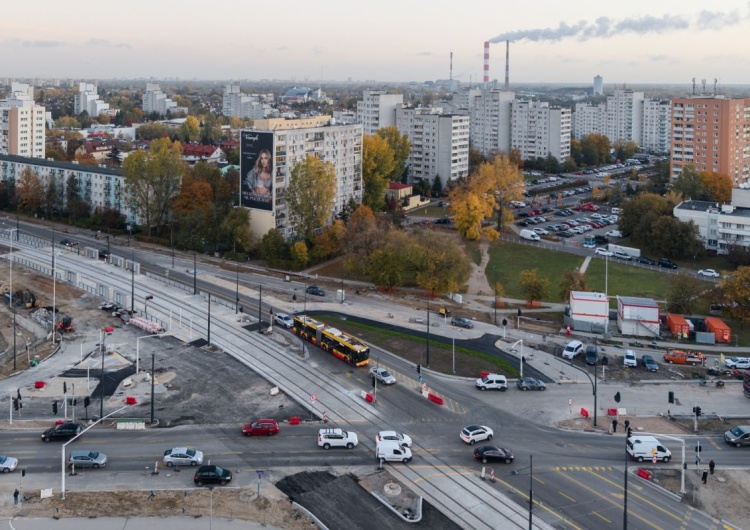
[562,340,584,360]
[725,425,750,447]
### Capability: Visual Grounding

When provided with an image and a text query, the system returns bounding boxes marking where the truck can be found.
[519,229,540,242]
[666,313,690,339]
[607,244,641,258]
[663,349,704,365]
[704,316,731,344]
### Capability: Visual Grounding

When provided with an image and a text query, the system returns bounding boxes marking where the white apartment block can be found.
[593,75,604,96]
[572,102,605,140]
[0,83,46,158]
[222,84,267,120]
[641,99,671,154]
[510,101,571,162]
[356,90,403,135]
[673,188,750,253]
[73,83,110,116]
[143,83,179,116]
[604,90,644,144]
[244,119,363,239]
[470,89,515,157]
[453,88,482,114]
[395,107,469,188]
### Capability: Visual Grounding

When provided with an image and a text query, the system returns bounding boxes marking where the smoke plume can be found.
[489,7,747,43]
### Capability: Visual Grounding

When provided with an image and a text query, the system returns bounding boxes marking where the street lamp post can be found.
[492,263,497,325]
[207,294,211,345]
[130,249,135,313]
[170,226,174,269]
[8,228,17,370]
[511,339,524,378]
[257,285,263,333]
[235,265,240,314]
[144,295,153,318]
[425,297,431,368]
[136,333,164,375]
[51,226,56,344]
[193,252,197,295]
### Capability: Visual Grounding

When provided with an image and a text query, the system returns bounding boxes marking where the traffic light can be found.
[416,364,421,374]
[21,469,25,477]
[695,445,702,452]
[626,427,633,438]
[52,401,58,415]
[668,391,674,404]
[502,318,508,327]
[63,381,67,394]
[84,396,91,408]
[12,398,18,411]
[614,392,621,403]
[696,406,702,417]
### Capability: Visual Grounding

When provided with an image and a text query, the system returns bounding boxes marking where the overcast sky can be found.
[3,1,749,85]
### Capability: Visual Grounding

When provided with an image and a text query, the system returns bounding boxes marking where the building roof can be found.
[617,296,658,308]
[675,200,717,212]
[388,182,411,190]
[181,144,222,157]
[0,153,121,176]
[283,87,313,98]
[570,291,608,302]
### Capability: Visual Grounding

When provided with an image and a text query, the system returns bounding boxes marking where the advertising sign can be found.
[240,130,275,211]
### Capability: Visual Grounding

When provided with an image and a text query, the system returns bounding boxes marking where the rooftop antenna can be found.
[713,78,718,95]
[692,77,696,95]
[450,51,453,81]
[701,78,706,95]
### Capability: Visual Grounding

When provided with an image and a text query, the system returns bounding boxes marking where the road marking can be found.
[593,512,611,524]
[532,475,545,485]
[559,491,577,503]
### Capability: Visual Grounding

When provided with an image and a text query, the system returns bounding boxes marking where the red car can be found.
[242,419,280,436]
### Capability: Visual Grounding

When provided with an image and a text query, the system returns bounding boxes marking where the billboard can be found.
[240,131,275,211]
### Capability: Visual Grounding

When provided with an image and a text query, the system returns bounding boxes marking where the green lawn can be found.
[585,259,669,306]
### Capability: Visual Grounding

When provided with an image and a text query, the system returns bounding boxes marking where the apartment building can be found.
[604,89,644,144]
[670,95,750,184]
[73,83,110,116]
[222,84,267,120]
[572,102,606,140]
[510,101,571,162]
[674,188,750,253]
[395,107,469,188]
[356,90,403,135]
[593,75,603,96]
[469,89,515,157]
[0,154,136,223]
[240,118,363,239]
[142,83,185,116]
[0,83,45,158]
[641,99,671,154]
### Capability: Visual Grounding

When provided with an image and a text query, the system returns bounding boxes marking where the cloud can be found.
[647,54,679,64]
[414,51,432,56]
[275,46,288,52]
[85,39,132,50]
[8,38,64,48]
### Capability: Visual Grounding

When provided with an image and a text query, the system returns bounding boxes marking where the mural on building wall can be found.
[240,131,275,211]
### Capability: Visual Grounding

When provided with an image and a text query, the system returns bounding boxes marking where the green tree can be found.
[558,270,588,302]
[259,229,289,267]
[645,160,670,195]
[520,269,550,305]
[369,248,405,290]
[409,229,471,294]
[666,273,707,314]
[121,138,185,235]
[376,126,411,181]
[220,206,253,252]
[673,165,705,200]
[286,156,336,240]
[361,134,396,211]
[468,147,486,176]
[649,217,703,259]
[65,175,90,221]
[614,140,638,162]
[199,113,221,144]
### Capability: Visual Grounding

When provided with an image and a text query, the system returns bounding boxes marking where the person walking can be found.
[612,419,618,433]
[709,460,716,475]
[13,489,19,505]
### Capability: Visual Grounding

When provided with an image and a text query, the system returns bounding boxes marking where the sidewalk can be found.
[3,517,283,530]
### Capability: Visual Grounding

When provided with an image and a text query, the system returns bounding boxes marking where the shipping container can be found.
[666,313,690,338]
[704,316,731,344]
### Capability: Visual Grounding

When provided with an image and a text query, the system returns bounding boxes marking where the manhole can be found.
[383,483,401,496]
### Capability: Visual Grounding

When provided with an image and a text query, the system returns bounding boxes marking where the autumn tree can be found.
[173,176,213,217]
[558,270,588,302]
[16,168,44,214]
[286,156,336,241]
[720,267,750,326]
[580,133,611,166]
[122,138,185,235]
[613,140,638,162]
[700,171,732,204]
[180,116,201,143]
[666,273,708,314]
[311,220,346,261]
[291,241,310,269]
[362,134,396,211]
[408,229,472,295]
[376,126,411,181]
[672,165,704,200]
[520,269,550,305]
[343,205,388,274]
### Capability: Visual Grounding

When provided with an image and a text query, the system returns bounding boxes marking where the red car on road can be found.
[242,419,280,436]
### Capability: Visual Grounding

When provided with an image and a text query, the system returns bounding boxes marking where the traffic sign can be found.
[421,383,427,393]
[568,399,572,406]
[652,455,657,464]
[310,394,317,403]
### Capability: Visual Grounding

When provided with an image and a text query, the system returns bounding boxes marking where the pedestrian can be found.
[702,471,708,484]
[612,419,618,433]
[696,453,701,466]
[624,419,630,432]
[709,460,715,475]
[13,489,18,505]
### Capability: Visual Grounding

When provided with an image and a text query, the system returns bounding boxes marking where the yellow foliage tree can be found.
[361,135,396,211]
[719,267,750,326]
[700,171,732,204]
[291,241,309,269]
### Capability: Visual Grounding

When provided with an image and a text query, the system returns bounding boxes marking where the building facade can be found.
[593,75,603,96]
[510,100,571,162]
[356,90,403,135]
[641,99,671,154]
[470,89,515,157]
[142,83,180,116]
[670,95,750,184]
[73,83,110,116]
[0,83,45,158]
[673,188,750,253]
[395,107,469,188]
[604,89,644,145]
[222,84,268,120]
[572,102,606,141]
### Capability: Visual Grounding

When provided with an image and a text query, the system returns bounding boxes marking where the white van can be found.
[520,229,540,242]
[376,440,413,463]
[626,435,671,462]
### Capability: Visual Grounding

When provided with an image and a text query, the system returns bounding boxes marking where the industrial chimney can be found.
[504,40,510,91]
[483,41,490,85]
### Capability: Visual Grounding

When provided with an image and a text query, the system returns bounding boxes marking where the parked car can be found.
[274,313,294,328]
[533,227,549,236]
[460,425,494,445]
[163,447,204,467]
[516,377,546,391]
[659,258,678,269]
[698,269,720,278]
[377,431,413,448]
[318,428,358,449]
[193,464,232,486]
[0,454,18,473]
[606,230,623,238]
[728,358,750,370]
[584,345,598,365]
[595,248,613,257]
[725,357,750,368]
[636,256,656,265]
[41,422,82,443]
[451,317,475,329]
[242,419,280,437]
[473,445,514,464]
[475,374,508,391]
[624,350,638,367]
[68,450,107,469]
[369,367,396,385]
[306,286,326,296]
[613,250,632,261]
[562,340,584,359]
[434,217,451,225]
[641,354,658,372]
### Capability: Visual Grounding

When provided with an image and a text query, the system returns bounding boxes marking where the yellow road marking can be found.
[559,492,576,503]
[593,512,611,523]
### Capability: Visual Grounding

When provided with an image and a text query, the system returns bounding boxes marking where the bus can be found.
[292,315,370,367]
[743,371,750,398]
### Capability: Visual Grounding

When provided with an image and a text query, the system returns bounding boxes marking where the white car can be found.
[377,430,413,447]
[624,350,638,367]
[698,269,720,278]
[460,425,494,445]
[370,367,396,385]
[274,313,294,328]
[318,428,358,449]
[595,248,614,257]
[163,447,204,467]
[533,227,549,235]
[0,454,18,473]
[726,357,750,369]
[606,230,622,238]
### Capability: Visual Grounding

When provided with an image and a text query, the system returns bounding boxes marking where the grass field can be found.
[585,259,670,304]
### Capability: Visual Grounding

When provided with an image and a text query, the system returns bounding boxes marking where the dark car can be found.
[594,235,609,245]
[193,464,233,486]
[641,354,659,372]
[434,217,451,225]
[451,317,475,329]
[637,256,656,266]
[516,377,546,391]
[473,445,515,464]
[584,345,598,365]
[41,422,82,442]
[306,286,325,296]
[658,258,678,269]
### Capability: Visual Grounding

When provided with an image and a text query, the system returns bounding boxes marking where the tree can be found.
[220,207,253,252]
[724,244,750,269]
[581,134,611,166]
[15,168,44,214]
[645,160,671,195]
[199,113,221,144]
[180,116,201,143]
[619,193,676,242]
[344,205,387,273]
[65,175,90,221]
[700,171,732,204]
[468,147,486,176]
[137,122,170,141]
[121,138,185,235]
[666,273,707,314]
[520,269,550,305]
[450,186,493,241]
[558,270,588,302]
[259,229,289,267]
[361,134,396,211]
[479,155,524,230]
[720,267,750,326]
[291,241,310,269]
[673,165,705,200]
[311,220,346,261]
[561,157,577,173]
[409,229,471,294]
[286,156,336,240]
[543,153,560,174]
[508,147,523,168]
[376,126,410,181]
[369,248,405,290]
[43,177,63,219]
[173,176,213,217]
[614,140,638,162]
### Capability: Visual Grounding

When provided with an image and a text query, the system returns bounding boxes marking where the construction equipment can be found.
[56,316,74,333]
[438,307,452,317]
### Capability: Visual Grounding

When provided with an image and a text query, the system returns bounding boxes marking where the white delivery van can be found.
[376,440,413,463]
[626,435,671,462]
[520,229,541,242]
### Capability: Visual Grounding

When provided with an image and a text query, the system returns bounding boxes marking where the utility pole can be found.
[193,252,197,295]
[235,266,240,314]
[258,285,263,333]
[150,353,155,425]
[207,295,211,345]
[425,297,431,368]
[130,249,135,313]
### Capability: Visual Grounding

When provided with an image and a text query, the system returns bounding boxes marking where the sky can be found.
[3,1,750,85]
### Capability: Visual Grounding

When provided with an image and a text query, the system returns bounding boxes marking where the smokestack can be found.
[483,41,490,85]
[450,51,453,81]
[504,40,510,91]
